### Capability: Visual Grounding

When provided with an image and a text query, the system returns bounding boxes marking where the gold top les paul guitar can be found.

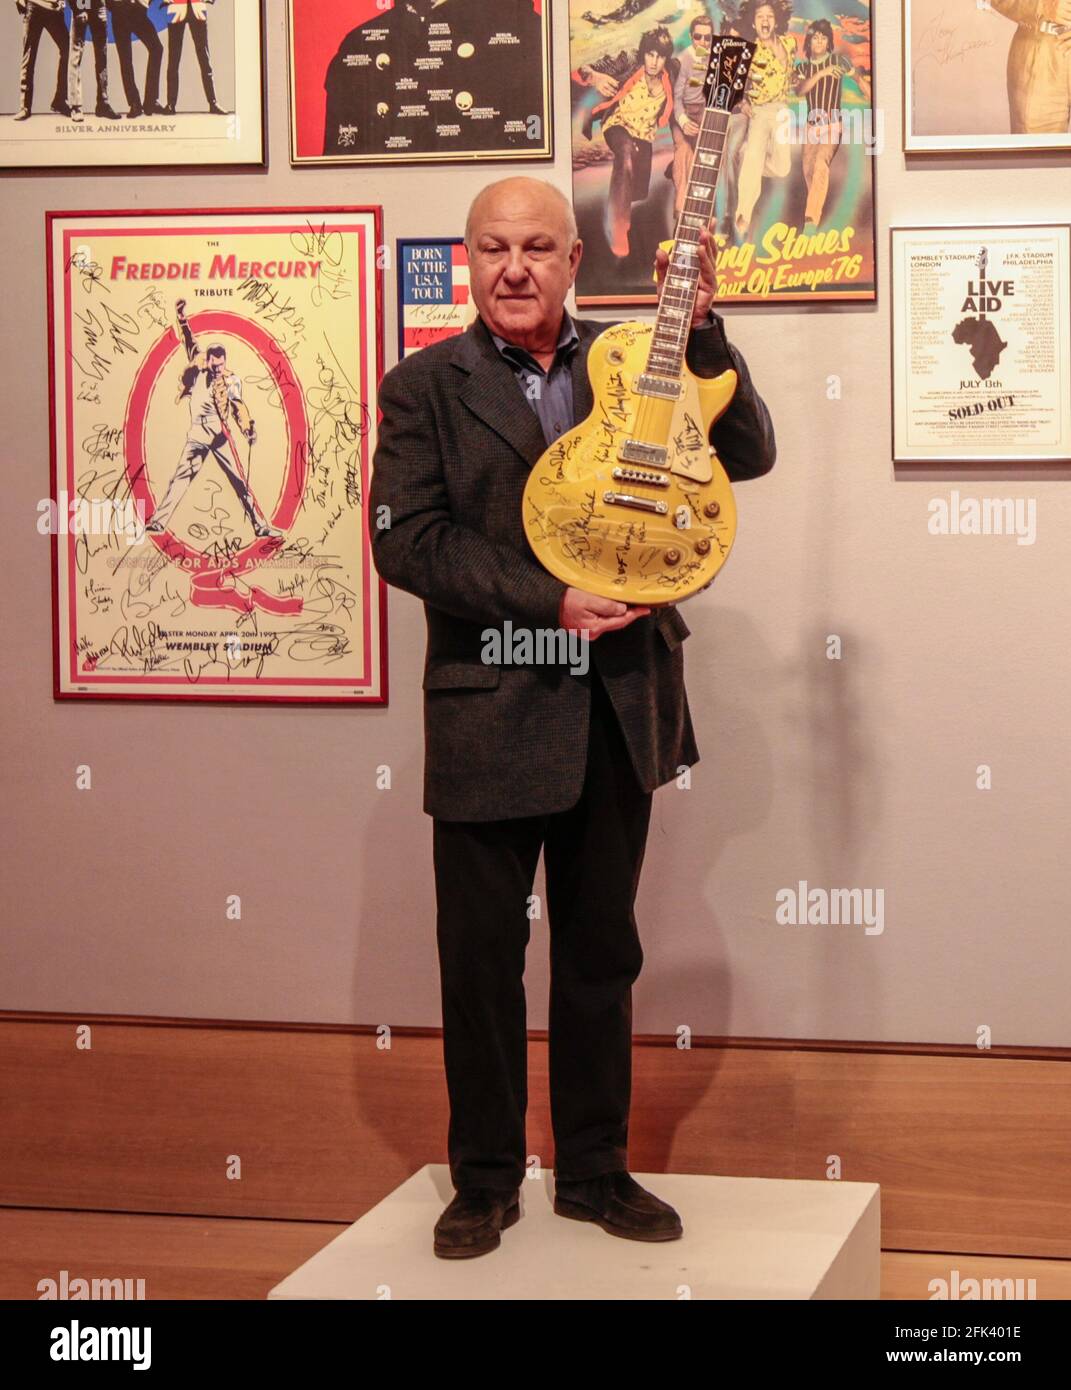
[523,36,756,605]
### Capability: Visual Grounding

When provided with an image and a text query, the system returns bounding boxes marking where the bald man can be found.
[371,177,776,1259]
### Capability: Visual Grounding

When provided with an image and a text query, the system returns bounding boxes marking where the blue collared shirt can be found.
[489,307,721,446]
[488,310,581,446]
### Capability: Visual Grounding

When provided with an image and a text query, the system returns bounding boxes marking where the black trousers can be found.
[605,122,654,202]
[110,1,162,110]
[19,4,69,112]
[432,667,653,1193]
[166,16,216,109]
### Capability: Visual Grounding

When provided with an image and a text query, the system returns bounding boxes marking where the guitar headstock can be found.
[702,36,757,114]
[976,247,988,279]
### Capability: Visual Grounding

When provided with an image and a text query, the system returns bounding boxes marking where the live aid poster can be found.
[397,238,476,358]
[47,209,387,704]
[0,0,264,169]
[570,0,877,305]
[891,225,1071,464]
[288,0,551,165]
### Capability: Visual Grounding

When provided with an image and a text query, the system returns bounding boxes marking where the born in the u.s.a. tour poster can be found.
[47,208,387,703]
[397,237,477,358]
[570,0,876,305]
[287,0,552,164]
[1,0,264,170]
[891,225,1071,464]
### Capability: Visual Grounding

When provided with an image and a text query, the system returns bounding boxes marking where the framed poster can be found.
[287,0,552,165]
[397,237,476,358]
[1,0,264,170]
[47,207,387,703]
[570,0,877,306]
[904,0,1071,154]
[891,224,1071,464]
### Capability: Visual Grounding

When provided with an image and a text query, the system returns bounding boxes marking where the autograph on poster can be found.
[47,208,386,702]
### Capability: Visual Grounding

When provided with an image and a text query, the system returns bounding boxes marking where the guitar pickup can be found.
[620,439,669,467]
[635,373,683,400]
[603,491,669,515]
[612,467,669,487]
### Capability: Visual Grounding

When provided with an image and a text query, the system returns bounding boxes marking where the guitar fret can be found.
[643,35,754,381]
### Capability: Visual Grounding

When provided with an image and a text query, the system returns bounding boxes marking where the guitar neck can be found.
[646,105,731,380]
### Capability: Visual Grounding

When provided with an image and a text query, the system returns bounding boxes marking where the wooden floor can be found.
[2,1207,1068,1300]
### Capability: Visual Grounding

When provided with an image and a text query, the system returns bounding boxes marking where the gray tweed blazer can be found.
[370,311,776,821]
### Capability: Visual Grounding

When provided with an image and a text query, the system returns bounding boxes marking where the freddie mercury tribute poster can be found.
[288,0,552,164]
[47,208,387,703]
[570,0,877,305]
[891,224,1071,464]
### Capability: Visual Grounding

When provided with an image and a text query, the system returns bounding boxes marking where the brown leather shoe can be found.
[433,1186,521,1259]
[554,1171,683,1241]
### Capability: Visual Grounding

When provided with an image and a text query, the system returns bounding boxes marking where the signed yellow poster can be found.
[48,207,386,702]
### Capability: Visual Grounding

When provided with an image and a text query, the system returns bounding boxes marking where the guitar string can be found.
[634,96,732,447]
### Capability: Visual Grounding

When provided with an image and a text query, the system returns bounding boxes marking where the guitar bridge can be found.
[620,439,669,467]
[603,491,669,515]
[612,467,669,488]
[635,373,683,401]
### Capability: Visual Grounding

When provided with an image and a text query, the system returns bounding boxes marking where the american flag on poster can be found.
[397,239,476,358]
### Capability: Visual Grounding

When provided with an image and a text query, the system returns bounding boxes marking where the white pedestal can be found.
[268,1165,881,1300]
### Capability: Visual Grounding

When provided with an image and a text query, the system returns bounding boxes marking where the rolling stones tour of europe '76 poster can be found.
[569,0,877,305]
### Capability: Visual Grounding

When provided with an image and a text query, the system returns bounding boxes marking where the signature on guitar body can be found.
[522,320,738,603]
[522,35,756,605]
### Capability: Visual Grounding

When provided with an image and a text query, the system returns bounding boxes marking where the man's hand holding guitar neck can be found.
[653,224,719,326]
[557,229,718,633]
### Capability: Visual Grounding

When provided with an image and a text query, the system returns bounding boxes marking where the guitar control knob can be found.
[695,538,711,556]
[703,501,720,519]
[664,548,681,566]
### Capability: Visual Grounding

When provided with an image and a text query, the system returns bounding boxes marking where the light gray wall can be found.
[3,1,1070,1045]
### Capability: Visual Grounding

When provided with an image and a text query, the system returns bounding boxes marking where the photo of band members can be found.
[1,0,263,166]
[288,0,551,165]
[570,0,876,304]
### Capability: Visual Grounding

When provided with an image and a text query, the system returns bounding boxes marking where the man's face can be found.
[810,30,829,57]
[207,351,226,378]
[643,48,667,77]
[694,24,713,52]
[755,5,777,40]
[467,184,582,346]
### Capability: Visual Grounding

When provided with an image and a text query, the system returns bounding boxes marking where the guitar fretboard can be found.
[646,106,730,380]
